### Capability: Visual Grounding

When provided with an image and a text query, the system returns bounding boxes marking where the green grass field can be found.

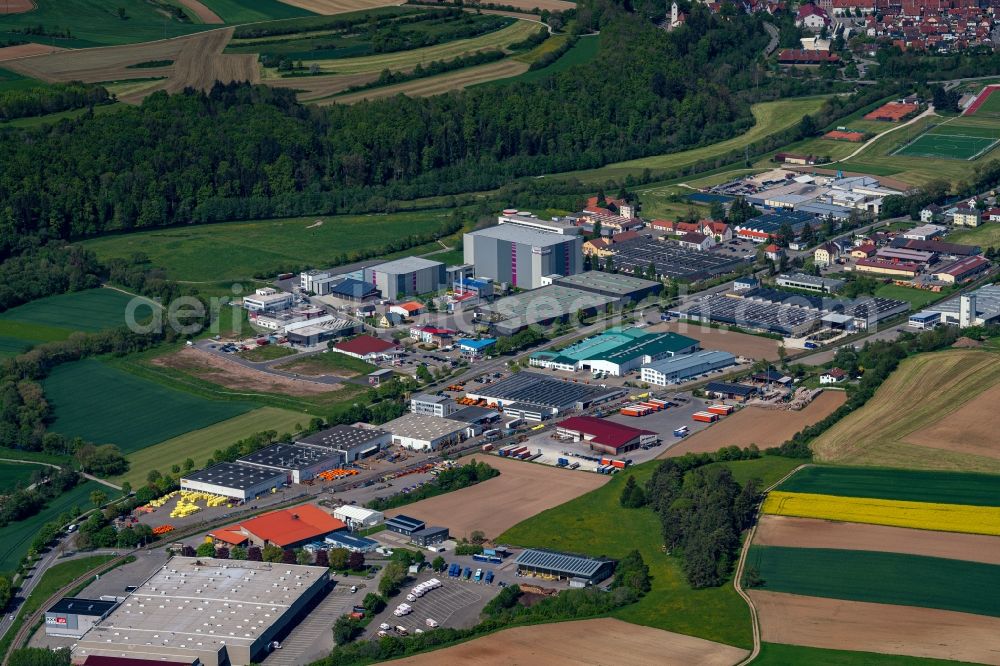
[199,0,314,22]
[811,349,1000,473]
[0,288,137,332]
[497,458,796,649]
[44,359,254,454]
[558,97,828,183]
[778,466,1000,506]
[0,66,47,93]
[0,0,215,47]
[873,283,948,309]
[113,407,306,488]
[969,87,1000,117]
[237,345,297,362]
[81,211,458,282]
[0,462,42,490]
[0,481,99,573]
[753,642,980,665]
[748,546,1000,617]
[949,222,1000,249]
[276,351,376,377]
[498,34,600,85]
[893,131,999,160]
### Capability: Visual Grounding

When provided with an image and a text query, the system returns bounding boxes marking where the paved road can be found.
[762,22,779,57]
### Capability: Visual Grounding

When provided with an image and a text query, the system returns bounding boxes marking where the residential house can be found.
[764,244,785,261]
[377,312,404,328]
[820,367,847,384]
[920,204,942,223]
[985,207,1000,222]
[795,3,832,30]
[678,231,715,251]
[951,205,982,227]
[814,242,839,267]
[850,242,876,259]
[389,301,424,318]
[583,238,612,257]
[702,220,733,241]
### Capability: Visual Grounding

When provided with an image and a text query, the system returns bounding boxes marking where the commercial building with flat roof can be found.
[181,463,285,501]
[476,284,616,336]
[296,425,391,463]
[529,327,699,376]
[554,271,662,303]
[324,532,379,553]
[46,598,117,638]
[497,212,581,235]
[363,256,446,300]
[284,315,359,346]
[606,237,745,281]
[235,444,341,484]
[776,273,845,293]
[514,548,615,585]
[71,557,329,666]
[641,350,737,386]
[555,416,657,455]
[410,393,458,417]
[464,224,583,289]
[704,381,758,401]
[242,288,293,314]
[382,413,470,450]
[464,372,625,419]
[912,284,1000,327]
[333,505,383,529]
[385,514,425,536]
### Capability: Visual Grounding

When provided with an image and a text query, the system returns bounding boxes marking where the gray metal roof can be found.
[370,256,443,275]
[297,425,388,451]
[237,443,339,471]
[385,514,424,530]
[467,224,576,247]
[514,548,608,577]
[471,372,622,410]
[182,462,285,490]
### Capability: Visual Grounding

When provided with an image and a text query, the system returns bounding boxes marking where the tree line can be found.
[0,81,111,122]
[366,459,499,511]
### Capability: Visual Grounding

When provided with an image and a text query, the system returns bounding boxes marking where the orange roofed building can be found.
[210,504,346,549]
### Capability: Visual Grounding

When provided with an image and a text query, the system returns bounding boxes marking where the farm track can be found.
[323,58,527,103]
[177,0,224,24]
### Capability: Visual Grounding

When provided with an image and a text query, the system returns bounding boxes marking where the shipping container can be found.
[707,404,733,416]
[481,443,494,452]
[557,458,569,467]
[692,411,719,423]
[639,402,662,411]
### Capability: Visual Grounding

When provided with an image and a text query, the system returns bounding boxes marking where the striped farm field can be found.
[747,546,1000,618]
[762,491,1000,536]
[0,288,137,332]
[777,466,1000,506]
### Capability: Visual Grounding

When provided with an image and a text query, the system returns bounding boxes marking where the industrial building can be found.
[464,372,625,420]
[554,271,662,304]
[743,288,909,330]
[464,223,584,289]
[704,381,758,401]
[514,548,615,586]
[328,278,380,302]
[555,416,657,455]
[181,463,286,501]
[497,211,582,235]
[476,284,616,336]
[209,504,345,549]
[911,285,1000,328]
[363,256,446,300]
[382,413,470,450]
[446,405,502,427]
[324,532,379,553]
[672,293,825,337]
[457,338,497,357]
[296,425,391,463]
[410,393,458,417]
[71,557,329,666]
[284,315,359,346]
[242,288,293,314]
[331,335,400,361]
[776,273,844,293]
[933,255,992,284]
[333,505,383,529]
[410,526,449,547]
[46,598,117,639]
[385,514,425,536]
[529,327,699,376]
[236,444,341,484]
[300,269,340,295]
[640,350,737,386]
[603,236,745,280]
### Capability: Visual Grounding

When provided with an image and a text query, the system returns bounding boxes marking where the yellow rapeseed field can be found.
[762,491,1000,536]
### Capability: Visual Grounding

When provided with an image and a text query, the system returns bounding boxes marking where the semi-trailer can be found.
[692,411,719,423]
[707,404,734,416]
[568,461,580,470]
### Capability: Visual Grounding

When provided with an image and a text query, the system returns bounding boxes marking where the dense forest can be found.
[0,82,111,122]
[0,3,801,256]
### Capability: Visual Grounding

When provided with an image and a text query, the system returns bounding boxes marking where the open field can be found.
[906,382,1000,460]
[0,43,63,60]
[495,33,599,85]
[646,321,781,359]
[81,210,456,281]
[237,345,297,362]
[385,456,605,539]
[275,351,375,377]
[113,407,306,488]
[777,465,1000,506]
[753,643,974,666]
[199,0,314,21]
[327,58,527,103]
[0,0,215,47]
[286,19,537,75]
[0,481,98,572]
[873,283,946,308]
[392,618,747,666]
[811,349,1000,473]
[274,0,403,14]
[266,71,380,100]
[751,591,1000,665]
[177,0,224,23]
[0,288,135,332]
[0,0,33,14]
[763,491,1000,536]
[500,458,764,648]
[156,28,259,97]
[755,515,1000,565]
[44,359,254,454]
[949,222,1000,249]
[153,347,350,396]
[554,97,828,183]
[661,391,846,458]
[0,462,40,490]
[748,545,1000,617]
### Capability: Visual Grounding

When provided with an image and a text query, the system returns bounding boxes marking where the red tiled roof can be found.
[778,49,841,63]
[395,301,423,313]
[611,230,640,243]
[935,255,990,277]
[856,257,920,272]
[208,527,247,545]
[586,238,609,249]
[556,416,655,450]
[237,504,345,547]
[335,335,399,356]
[824,368,846,378]
[764,244,781,252]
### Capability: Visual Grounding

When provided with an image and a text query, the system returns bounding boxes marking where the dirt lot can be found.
[385,456,605,539]
[152,347,345,396]
[0,0,34,14]
[904,382,1000,460]
[751,590,1000,665]
[275,0,403,14]
[647,321,781,360]
[177,0,224,23]
[0,43,62,61]
[755,515,1000,565]
[323,59,528,104]
[391,618,748,666]
[660,390,846,458]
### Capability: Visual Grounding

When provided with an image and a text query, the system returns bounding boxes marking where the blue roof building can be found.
[458,338,497,355]
[324,532,379,553]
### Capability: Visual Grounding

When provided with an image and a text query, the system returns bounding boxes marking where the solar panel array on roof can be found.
[514,548,607,577]
[608,237,745,280]
[705,381,757,396]
[182,462,284,490]
[385,515,424,531]
[675,293,822,336]
[473,372,622,410]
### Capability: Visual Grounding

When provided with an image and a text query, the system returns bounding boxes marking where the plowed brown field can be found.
[755,515,1000,565]
[2,36,187,83]
[751,591,1000,664]
[660,391,846,458]
[267,72,379,101]
[384,455,604,539]
[0,43,61,61]
[159,28,258,95]
[904,381,1000,460]
[391,618,748,666]
[275,0,401,14]
[0,0,33,14]
[177,0,224,23]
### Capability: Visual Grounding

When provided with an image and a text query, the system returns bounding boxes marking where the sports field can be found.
[44,359,254,454]
[965,84,1000,117]
[893,122,1000,160]
[777,465,1000,506]
[747,545,1000,617]
[114,407,306,488]
[81,211,457,282]
[0,480,98,572]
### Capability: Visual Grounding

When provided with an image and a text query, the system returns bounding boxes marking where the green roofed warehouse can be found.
[529,327,699,376]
